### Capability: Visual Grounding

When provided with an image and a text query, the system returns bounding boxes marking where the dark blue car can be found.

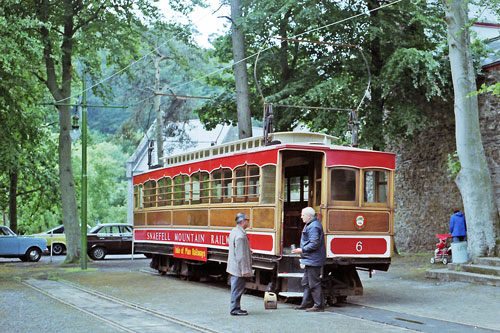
[0,226,47,262]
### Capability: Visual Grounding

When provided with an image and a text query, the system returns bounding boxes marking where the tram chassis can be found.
[138,243,390,301]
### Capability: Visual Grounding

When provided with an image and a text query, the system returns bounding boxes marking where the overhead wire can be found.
[55,4,221,104]
[169,0,402,92]
[58,0,403,107]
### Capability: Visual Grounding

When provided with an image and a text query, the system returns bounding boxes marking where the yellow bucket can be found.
[264,291,277,309]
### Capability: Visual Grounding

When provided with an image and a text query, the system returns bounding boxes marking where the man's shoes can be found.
[294,305,311,310]
[306,306,325,312]
[230,310,248,316]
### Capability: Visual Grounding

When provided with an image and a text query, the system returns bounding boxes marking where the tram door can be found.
[281,151,323,249]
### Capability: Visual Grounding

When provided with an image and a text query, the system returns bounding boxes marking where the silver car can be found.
[0,226,47,262]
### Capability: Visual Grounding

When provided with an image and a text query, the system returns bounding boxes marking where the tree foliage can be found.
[197,0,452,148]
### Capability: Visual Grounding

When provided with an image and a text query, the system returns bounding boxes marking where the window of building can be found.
[364,170,388,204]
[330,168,358,204]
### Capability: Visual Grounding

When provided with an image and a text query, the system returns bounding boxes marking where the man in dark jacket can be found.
[449,207,467,242]
[292,207,326,312]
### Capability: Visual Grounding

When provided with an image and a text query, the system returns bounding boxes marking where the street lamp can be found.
[70,109,81,141]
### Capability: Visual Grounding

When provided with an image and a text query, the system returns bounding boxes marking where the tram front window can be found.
[331,168,357,202]
[364,170,388,204]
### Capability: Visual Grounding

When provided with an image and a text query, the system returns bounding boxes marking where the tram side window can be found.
[157,177,172,206]
[200,172,210,203]
[192,173,201,204]
[248,166,260,202]
[173,175,188,205]
[222,168,233,202]
[138,185,143,209]
[143,180,157,208]
[235,167,247,201]
[234,165,260,202]
[364,170,388,204]
[134,185,139,210]
[184,175,191,204]
[330,168,358,203]
[261,165,276,204]
[211,169,223,203]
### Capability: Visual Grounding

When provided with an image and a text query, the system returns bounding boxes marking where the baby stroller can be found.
[430,234,452,264]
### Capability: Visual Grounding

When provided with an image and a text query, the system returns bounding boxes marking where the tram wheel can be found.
[326,296,338,306]
[337,296,347,303]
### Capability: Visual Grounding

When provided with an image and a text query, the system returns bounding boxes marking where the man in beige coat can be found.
[227,213,253,316]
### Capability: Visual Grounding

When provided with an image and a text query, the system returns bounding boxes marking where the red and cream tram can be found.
[133,132,395,303]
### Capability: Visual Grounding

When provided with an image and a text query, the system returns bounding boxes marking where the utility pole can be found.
[42,72,127,270]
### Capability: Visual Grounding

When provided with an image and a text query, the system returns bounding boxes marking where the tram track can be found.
[140,267,498,332]
[329,302,497,332]
[22,278,218,333]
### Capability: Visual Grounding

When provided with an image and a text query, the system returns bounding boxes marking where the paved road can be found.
[1,254,499,332]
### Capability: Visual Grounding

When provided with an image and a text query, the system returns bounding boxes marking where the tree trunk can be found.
[58,103,81,262]
[154,55,163,166]
[8,168,18,234]
[230,0,252,139]
[443,0,499,258]
[39,0,81,263]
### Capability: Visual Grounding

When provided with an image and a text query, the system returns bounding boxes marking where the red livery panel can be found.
[330,237,388,255]
[134,228,274,253]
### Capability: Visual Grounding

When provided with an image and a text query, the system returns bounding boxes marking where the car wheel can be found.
[26,247,42,262]
[90,247,106,260]
[52,243,66,255]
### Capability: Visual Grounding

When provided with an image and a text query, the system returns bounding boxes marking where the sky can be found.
[158,1,231,49]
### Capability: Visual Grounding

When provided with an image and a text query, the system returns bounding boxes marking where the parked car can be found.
[32,224,90,255]
[87,223,134,260]
[32,225,66,255]
[0,226,47,262]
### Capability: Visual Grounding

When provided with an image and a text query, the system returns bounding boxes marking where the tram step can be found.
[278,291,304,298]
[278,272,304,278]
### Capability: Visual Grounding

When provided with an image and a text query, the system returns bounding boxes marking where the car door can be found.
[96,226,121,254]
[120,226,133,254]
[0,227,20,256]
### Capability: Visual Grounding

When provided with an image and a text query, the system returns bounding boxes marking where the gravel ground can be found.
[1,253,499,332]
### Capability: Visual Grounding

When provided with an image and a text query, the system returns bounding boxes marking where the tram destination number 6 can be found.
[356,241,363,252]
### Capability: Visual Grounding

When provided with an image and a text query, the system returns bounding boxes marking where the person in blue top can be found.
[292,207,326,312]
[449,207,467,242]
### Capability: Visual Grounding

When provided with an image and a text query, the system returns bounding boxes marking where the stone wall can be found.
[478,69,500,208]
[392,68,500,253]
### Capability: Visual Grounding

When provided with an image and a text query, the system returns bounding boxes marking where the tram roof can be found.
[133,132,395,184]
